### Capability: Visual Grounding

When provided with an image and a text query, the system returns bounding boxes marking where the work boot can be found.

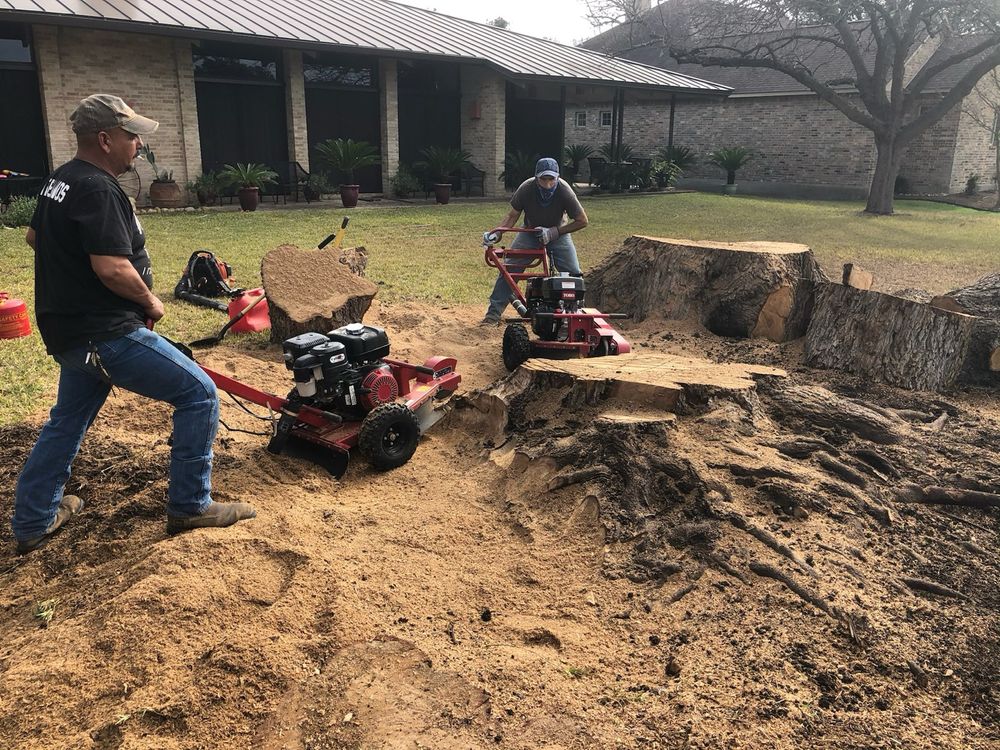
[479,314,501,327]
[15,495,86,555]
[166,501,257,535]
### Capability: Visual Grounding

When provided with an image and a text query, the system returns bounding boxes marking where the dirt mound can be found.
[1,301,998,749]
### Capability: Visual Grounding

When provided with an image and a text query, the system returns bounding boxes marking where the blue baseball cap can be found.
[535,157,559,178]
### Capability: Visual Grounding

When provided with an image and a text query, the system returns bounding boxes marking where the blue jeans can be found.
[486,231,582,319]
[12,327,218,541]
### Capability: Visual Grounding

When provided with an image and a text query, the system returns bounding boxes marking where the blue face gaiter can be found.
[537,179,558,207]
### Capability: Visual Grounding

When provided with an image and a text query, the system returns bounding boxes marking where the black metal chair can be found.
[461,162,486,197]
[586,157,608,186]
[285,161,310,202]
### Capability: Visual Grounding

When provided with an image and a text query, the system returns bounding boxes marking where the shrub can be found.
[656,145,698,174]
[652,159,682,189]
[390,165,421,198]
[965,173,980,195]
[1,196,37,228]
[707,146,755,185]
[894,175,911,195]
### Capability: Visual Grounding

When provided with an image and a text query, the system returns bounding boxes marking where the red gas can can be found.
[0,292,31,339]
[227,288,271,334]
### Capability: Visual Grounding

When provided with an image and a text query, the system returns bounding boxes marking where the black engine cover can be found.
[327,323,390,364]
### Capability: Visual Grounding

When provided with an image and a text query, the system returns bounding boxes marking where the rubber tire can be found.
[590,337,611,358]
[502,323,532,372]
[358,402,421,470]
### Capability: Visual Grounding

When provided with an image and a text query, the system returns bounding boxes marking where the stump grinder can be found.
[483,227,630,371]
[170,323,460,478]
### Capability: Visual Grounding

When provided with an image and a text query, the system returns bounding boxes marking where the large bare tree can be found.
[585,0,1000,214]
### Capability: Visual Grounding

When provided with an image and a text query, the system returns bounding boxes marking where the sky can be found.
[398,0,609,47]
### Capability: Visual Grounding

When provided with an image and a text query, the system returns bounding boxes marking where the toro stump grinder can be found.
[177,323,460,479]
[483,227,630,371]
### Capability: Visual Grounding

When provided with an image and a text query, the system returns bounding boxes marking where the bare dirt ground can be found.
[1,296,998,750]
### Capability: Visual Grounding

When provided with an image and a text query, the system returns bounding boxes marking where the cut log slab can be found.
[262,244,377,343]
[584,235,829,342]
[931,271,1000,318]
[842,263,874,290]
[804,283,982,391]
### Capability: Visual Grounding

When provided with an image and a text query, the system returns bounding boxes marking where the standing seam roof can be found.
[0,0,731,92]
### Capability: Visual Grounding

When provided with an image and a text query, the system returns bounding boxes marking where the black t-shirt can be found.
[30,159,152,354]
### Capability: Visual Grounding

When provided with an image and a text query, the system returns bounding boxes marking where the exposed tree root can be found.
[725,514,817,577]
[902,577,969,600]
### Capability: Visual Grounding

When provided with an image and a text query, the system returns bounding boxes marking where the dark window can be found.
[574,111,586,127]
[0,22,32,66]
[303,52,376,88]
[600,111,612,127]
[193,41,280,83]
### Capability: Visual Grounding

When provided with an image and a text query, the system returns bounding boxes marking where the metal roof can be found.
[0,0,730,94]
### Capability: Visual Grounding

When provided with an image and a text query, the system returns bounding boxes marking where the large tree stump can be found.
[804,283,998,391]
[584,236,829,342]
[262,244,377,343]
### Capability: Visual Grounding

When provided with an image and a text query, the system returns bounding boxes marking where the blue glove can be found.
[483,230,501,246]
[537,226,560,245]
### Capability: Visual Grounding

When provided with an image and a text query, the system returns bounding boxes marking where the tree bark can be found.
[931,272,1000,318]
[262,244,377,344]
[585,236,829,341]
[804,283,996,391]
[865,135,902,215]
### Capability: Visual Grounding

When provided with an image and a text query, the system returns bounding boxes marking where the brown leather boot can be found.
[166,501,257,535]
[16,495,86,555]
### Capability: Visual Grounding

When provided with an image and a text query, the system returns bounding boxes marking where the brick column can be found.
[32,25,74,170]
[461,65,505,198]
[379,58,399,193]
[284,49,309,170]
[173,38,201,182]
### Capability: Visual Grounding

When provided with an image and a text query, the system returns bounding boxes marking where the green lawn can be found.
[1,193,998,424]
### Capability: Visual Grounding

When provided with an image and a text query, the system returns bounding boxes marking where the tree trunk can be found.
[930,272,1000,318]
[585,236,829,341]
[262,244,378,344]
[865,135,902,215]
[804,283,994,391]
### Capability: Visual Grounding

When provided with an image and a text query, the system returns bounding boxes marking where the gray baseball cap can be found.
[70,94,159,136]
[535,157,559,178]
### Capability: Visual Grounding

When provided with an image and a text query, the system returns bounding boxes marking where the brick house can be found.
[579,9,1000,197]
[0,2,728,205]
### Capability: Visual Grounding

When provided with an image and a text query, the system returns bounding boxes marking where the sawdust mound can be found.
[1,302,998,749]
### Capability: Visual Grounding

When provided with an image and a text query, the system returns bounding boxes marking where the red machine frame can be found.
[484,226,630,357]
[200,356,460,456]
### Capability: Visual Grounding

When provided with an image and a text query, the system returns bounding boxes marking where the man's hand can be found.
[145,296,165,322]
[483,230,501,246]
[537,226,560,246]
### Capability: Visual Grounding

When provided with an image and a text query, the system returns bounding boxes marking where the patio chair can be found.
[283,161,310,202]
[587,157,607,186]
[461,162,486,197]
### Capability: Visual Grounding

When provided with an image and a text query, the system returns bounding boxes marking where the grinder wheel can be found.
[358,402,421,470]
[502,323,531,372]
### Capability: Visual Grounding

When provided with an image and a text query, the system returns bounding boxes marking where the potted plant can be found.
[656,145,698,175]
[707,146,755,194]
[304,172,331,202]
[562,144,594,185]
[416,146,471,204]
[219,163,278,212]
[140,146,183,208]
[186,170,222,207]
[314,138,381,208]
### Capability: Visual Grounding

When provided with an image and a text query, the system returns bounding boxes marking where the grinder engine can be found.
[518,273,586,341]
[282,323,397,414]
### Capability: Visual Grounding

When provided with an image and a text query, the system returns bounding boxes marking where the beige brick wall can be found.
[566,94,878,188]
[284,49,309,171]
[379,58,400,192]
[898,102,960,194]
[460,64,506,198]
[949,78,1000,193]
[32,24,199,204]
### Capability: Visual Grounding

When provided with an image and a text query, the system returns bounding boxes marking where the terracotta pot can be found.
[196,189,218,206]
[148,180,184,208]
[340,184,360,208]
[433,183,452,205]
[238,187,260,212]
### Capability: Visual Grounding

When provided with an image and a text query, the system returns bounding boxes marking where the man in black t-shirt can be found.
[12,94,256,555]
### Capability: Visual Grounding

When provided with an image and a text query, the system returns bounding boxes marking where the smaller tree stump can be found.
[262,244,378,343]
